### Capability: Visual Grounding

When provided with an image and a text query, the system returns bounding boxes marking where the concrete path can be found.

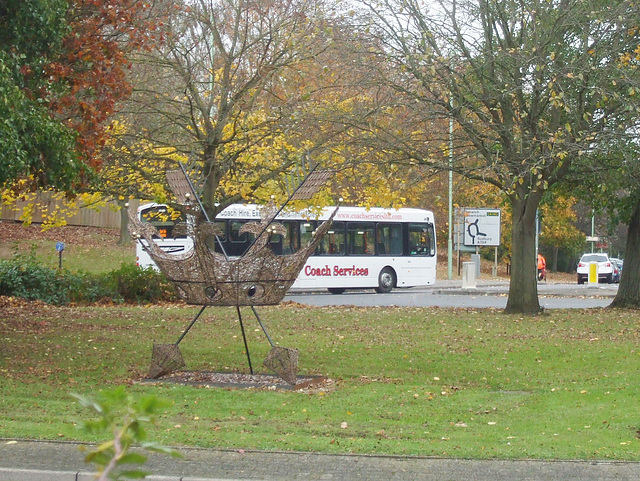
[1,439,639,481]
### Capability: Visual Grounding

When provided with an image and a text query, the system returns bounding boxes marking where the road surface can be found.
[286,281,617,309]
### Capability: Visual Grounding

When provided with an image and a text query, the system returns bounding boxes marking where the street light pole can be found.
[448,99,454,280]
[591,210,595,253]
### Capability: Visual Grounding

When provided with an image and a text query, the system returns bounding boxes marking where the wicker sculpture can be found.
[130,164,336,384]
[129,201,336,307]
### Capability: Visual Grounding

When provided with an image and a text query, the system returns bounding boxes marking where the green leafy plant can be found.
[0,255,109,305]
[0,252,71,304]
[102,264,176,303]
[0,254,175,304]
[71,386,181,480]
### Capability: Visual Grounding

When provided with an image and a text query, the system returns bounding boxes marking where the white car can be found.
[576,253,614,284]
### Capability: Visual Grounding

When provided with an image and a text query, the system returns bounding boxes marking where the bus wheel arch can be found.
[375,267,396,293]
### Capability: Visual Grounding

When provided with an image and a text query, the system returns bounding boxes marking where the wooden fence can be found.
[1,193,141,229]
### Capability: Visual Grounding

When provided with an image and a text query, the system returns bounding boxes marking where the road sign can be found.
[463,209,501,246]
[55,242,65,269]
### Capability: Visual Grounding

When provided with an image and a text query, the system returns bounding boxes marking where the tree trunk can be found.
[552,246,559,273]
[202,172,216,217]
[117,200,131,246]
[201,152,222,219]
[505,193,542,314]
[609,195,640,309]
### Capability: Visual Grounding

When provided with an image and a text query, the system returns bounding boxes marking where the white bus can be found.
[135,203,437,294]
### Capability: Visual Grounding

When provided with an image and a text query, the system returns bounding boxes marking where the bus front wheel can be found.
[375,267,396,293]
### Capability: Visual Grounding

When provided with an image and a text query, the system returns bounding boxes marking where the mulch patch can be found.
[139,371,333,392]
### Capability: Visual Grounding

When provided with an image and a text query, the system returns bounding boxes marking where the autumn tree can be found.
[119,0,351,217]
[49,0,164,171]
[0,0,162,194]
[1,0,164,237]
[539,195,584,272]
[356,0,640,313]
[570,145,640,309]
[610,188,640,308]
[0,0,82,190]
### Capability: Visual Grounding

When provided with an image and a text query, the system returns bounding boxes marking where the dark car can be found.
[611,258,623,283]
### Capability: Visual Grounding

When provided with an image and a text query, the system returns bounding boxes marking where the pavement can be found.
[291,276,619,299]
[429,278,618,298]
[1,439,640,481]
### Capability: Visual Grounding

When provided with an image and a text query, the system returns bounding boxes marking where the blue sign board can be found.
[55,242,65,252]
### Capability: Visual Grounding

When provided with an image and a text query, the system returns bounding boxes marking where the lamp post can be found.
[447,88,454,280]
[591,210,595,253]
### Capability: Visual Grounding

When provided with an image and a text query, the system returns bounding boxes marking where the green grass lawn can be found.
[1,302,639,460]
[0,223,135,273]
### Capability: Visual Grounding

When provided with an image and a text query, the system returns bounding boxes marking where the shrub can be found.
[65,271,118,304]
[103,264,177,304]
[0,254,71,305]
[0,255,176,305]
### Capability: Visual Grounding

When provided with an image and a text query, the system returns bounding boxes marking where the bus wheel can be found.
[328,288,345,295]
[375,267,396,293]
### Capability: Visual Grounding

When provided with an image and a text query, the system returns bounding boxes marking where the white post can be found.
[462,262,477,289]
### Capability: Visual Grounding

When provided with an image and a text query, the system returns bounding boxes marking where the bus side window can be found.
[269,233,283,255]
[347,222,374,255]
[300,221,316,249]
[318,222,345,256]
[377,223,403,256]
[269,221,298,256]
[282,221,300,254]
[408,223,435,256]
[229,220,254,256]
[205,220,227,253]
[230,221,247,242]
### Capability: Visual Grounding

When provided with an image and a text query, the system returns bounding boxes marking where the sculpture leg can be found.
[251,306,274,347]
[237,306,254,375]
[176,305,207,345]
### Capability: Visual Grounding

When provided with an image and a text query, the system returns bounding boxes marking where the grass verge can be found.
[0,223,134,274]
[1,301,639,460]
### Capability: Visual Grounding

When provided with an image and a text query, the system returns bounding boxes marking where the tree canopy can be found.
[119,0,345,217]
[0,0,81,190]
[0,0,162,193]
[355,0,640,313]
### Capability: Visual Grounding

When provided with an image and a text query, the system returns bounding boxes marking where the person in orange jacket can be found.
[537,253,546,281]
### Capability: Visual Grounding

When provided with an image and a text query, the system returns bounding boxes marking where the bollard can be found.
[462,262,477,289]
[587,262,598,287]
[470,253,481,278]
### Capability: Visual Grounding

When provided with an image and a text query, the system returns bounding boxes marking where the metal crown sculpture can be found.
[129,163,336,384]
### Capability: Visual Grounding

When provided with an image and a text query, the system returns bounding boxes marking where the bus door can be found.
[227,220,255,257]
[268,221,300,255]
[401,223,436,284]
